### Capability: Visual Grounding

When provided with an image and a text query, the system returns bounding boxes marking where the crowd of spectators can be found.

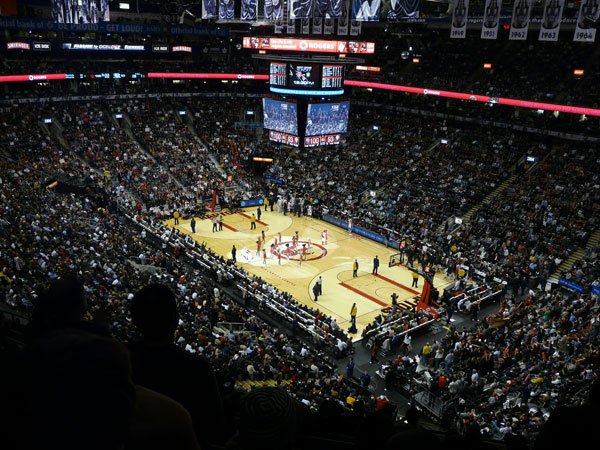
[379,287,599,445]
[1,66,599,447]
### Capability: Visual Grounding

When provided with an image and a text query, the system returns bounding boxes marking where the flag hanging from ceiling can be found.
[289,0,314,19]
[352,0,381,21]
[324,17,335,34]
[573,0,600,42]
[264,0,284,20]
[301,17,311,33]
[274,18,285,33]
[202,0,218,19]
[313,16,323,33]
[338,1,350,35]
[218,0,235,20]
[481,0,501,39]
[509,0,533,40]
[385,0,419,20]
[450,0,469,39]
[539,0,564,42]
[241,0,258,20]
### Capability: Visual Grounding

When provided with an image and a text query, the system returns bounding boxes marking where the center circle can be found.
[273,240,327,261]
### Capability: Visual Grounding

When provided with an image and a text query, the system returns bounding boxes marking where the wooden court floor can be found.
[165,207,453,339]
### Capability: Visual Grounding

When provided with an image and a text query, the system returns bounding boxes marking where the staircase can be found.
[462,174,517,224]
[46,114,70,150]
[549,227,600,282]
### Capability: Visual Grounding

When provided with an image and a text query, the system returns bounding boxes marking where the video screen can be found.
[305,102,350,136]
[289,64,318,88]
[269,62,287,87]
[263,98,298,135]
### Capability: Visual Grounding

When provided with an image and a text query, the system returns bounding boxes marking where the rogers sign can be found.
[243,37,375,54]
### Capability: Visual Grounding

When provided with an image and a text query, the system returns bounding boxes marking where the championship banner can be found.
[314,0,327,17]
[265,0,284,20]
[338,1,350,35]
[350,20,361,35]
[329,0,345,18]
[385,0,420,20]
[352,0,381,21]
[509,0,533,40]
[274,18,285,33]
[574,0,600,42]
[539,0,564,41]
[450,0,469,39]
[219,0,235,20]
[50,0,109,23]
[301,18,311,33]
[324,18,335,34]
[313,17,323,33]
[289,0,314,19]
[286,18,296,33]
[481,0,501,39]
[241,0,258,20]
[202,0,218,19]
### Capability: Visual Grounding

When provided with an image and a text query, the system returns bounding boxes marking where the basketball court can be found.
[165,207,453,338]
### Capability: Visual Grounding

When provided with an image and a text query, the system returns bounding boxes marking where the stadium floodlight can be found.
[441,139,448,144]
[119,3,130,10]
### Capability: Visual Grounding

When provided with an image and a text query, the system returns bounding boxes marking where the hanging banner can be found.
[202,0,218,19]
[219,0,235,20]
[241,0,258,20]
[329,0,346,17]
[289,0,314,19]
[338,1,350,35]
[313,17,323,33]
[450,0,469,39]
[301,18,311,33]
[286,18,296,33]
[539,0,564,41]
[350,20,361,35]
[324,17,335,34]
[574,0,600,42]
[314,0,327,17]
[385,0,420,20]
[509,0,533,40]
[274,18,285,33]
[265,0,284,20]
[481,0,502,39]
[352,0,381,21]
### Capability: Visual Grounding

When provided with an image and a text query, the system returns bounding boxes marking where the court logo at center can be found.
[274,240,327,261]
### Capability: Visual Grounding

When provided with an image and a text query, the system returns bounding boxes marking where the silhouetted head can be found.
[131,284,179,341]
[239,387,297,450]
[28,274,87,338]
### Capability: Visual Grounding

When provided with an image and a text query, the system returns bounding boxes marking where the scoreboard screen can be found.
[269,62,287,87]
[269,62,345,94]
[289,64,318,88]
[321,65,343,89]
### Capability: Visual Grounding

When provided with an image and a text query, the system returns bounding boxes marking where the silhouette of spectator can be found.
[129,283,228,449]
[235,387,300,450]
[4,275,201,450]
[534,379,600,450]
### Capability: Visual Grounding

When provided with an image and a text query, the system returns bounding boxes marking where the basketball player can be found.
[256,239,261,256]
[307,238,312,253]
[270,242,275,258]
[348,217,352,236]
[322,229,328,246]
[262,249,267,265]
[261,230,266,243]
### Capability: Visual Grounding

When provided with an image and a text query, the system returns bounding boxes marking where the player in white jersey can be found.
[348,217,353,236]
[322,229,328,245]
